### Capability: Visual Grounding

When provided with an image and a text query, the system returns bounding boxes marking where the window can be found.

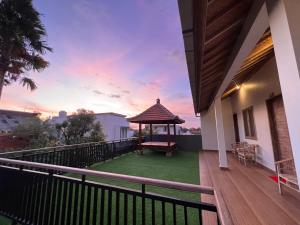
[120,127,127,139]
[1,119,8,124]
[242,106,256,139]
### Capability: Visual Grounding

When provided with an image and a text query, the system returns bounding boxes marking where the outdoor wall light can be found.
[233,80,240,90]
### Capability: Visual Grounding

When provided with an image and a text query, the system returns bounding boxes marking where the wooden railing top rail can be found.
[214,189,233,225]
[0,137,138,156]
[0,157,214,195]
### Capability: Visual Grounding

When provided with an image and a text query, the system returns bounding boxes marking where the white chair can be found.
[231,142,248,158]
[237,144,257,166]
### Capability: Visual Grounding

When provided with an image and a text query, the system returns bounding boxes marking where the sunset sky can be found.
[0,0,200,128]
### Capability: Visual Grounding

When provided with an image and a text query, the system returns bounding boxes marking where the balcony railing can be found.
[0,139,223,225]
[0,138,138,170]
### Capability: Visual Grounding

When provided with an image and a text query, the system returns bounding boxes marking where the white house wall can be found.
[94,114,130,141]
[201,97,234,151]
[201,106,218,150]
[230,57,282,170]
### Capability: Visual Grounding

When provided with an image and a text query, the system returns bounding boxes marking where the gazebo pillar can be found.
[167,124,170,147]
[173,124,176,143]
[173,124,176,136]
[138,123,142,151]
[150,123,153,142]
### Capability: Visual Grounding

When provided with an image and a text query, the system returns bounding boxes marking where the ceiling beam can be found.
[202,73,224,86]
[202,66,224,78]
[205,17,245,46]
[204,39,235,60]
[207,1,245,27]
[202,58,226,71]
[238,49,274,74]
[203,49,230,65]
[202,68,224,80]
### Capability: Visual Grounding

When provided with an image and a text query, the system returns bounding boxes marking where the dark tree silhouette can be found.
[0,0,52,98]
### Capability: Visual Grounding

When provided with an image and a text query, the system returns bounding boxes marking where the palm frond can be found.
[20,77,37,91]
[0,0,52,92]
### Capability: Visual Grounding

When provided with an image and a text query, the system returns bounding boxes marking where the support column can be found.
[214,97,228,168]
[267,0,300,182]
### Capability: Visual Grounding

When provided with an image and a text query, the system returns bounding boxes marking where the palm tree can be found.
[0,0,52,99]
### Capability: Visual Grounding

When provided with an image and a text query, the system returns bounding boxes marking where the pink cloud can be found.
[0,92,55,115]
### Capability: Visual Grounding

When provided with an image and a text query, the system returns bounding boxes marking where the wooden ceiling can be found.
[179,0,267,113]
[223,30,274,98]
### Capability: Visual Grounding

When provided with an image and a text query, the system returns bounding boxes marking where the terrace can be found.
[1,138,299,225]
[0,138,222,225]
[200,151,300,225]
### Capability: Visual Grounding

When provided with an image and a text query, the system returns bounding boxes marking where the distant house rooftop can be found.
[0,109,40,133]
[0,109,40,117]
[67,112,127,118]
[93,112,126,117]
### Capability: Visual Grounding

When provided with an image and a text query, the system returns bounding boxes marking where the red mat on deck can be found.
[269,175,286,183]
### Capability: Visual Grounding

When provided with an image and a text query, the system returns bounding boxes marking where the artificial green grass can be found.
[0,216,11,225]
[69,149,201,225]
[88,150,200,199]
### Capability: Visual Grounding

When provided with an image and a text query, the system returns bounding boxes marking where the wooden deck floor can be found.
[199,151,300,225]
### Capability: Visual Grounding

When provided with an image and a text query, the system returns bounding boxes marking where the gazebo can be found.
[128,98,185,156]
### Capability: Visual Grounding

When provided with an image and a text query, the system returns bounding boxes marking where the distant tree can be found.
[143,125,158,135]
[12,117,57,148]
[55,121,69,144]
[189,127,201,135]
[90,122,105,142]
[55,109,105,144]
[133,129,148,137]
[0,0,52,99]
[181,127,189,133]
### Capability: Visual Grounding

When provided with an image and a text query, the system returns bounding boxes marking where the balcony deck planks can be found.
[199,151,300,225]
[199,153,219,225]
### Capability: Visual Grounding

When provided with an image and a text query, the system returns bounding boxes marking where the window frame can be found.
[242,106,257,140]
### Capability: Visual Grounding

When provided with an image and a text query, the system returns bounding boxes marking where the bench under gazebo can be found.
[128,98,185,156]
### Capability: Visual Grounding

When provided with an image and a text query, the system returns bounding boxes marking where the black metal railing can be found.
[0,158,222,225]
[0,138,138,169]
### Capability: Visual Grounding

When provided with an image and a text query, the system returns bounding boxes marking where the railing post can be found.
[52,148,56,165]
[112,141,115,159]
[142,184,146,225]
[79,175,86,224]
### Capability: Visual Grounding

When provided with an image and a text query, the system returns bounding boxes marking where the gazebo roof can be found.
[128,98,185,124]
